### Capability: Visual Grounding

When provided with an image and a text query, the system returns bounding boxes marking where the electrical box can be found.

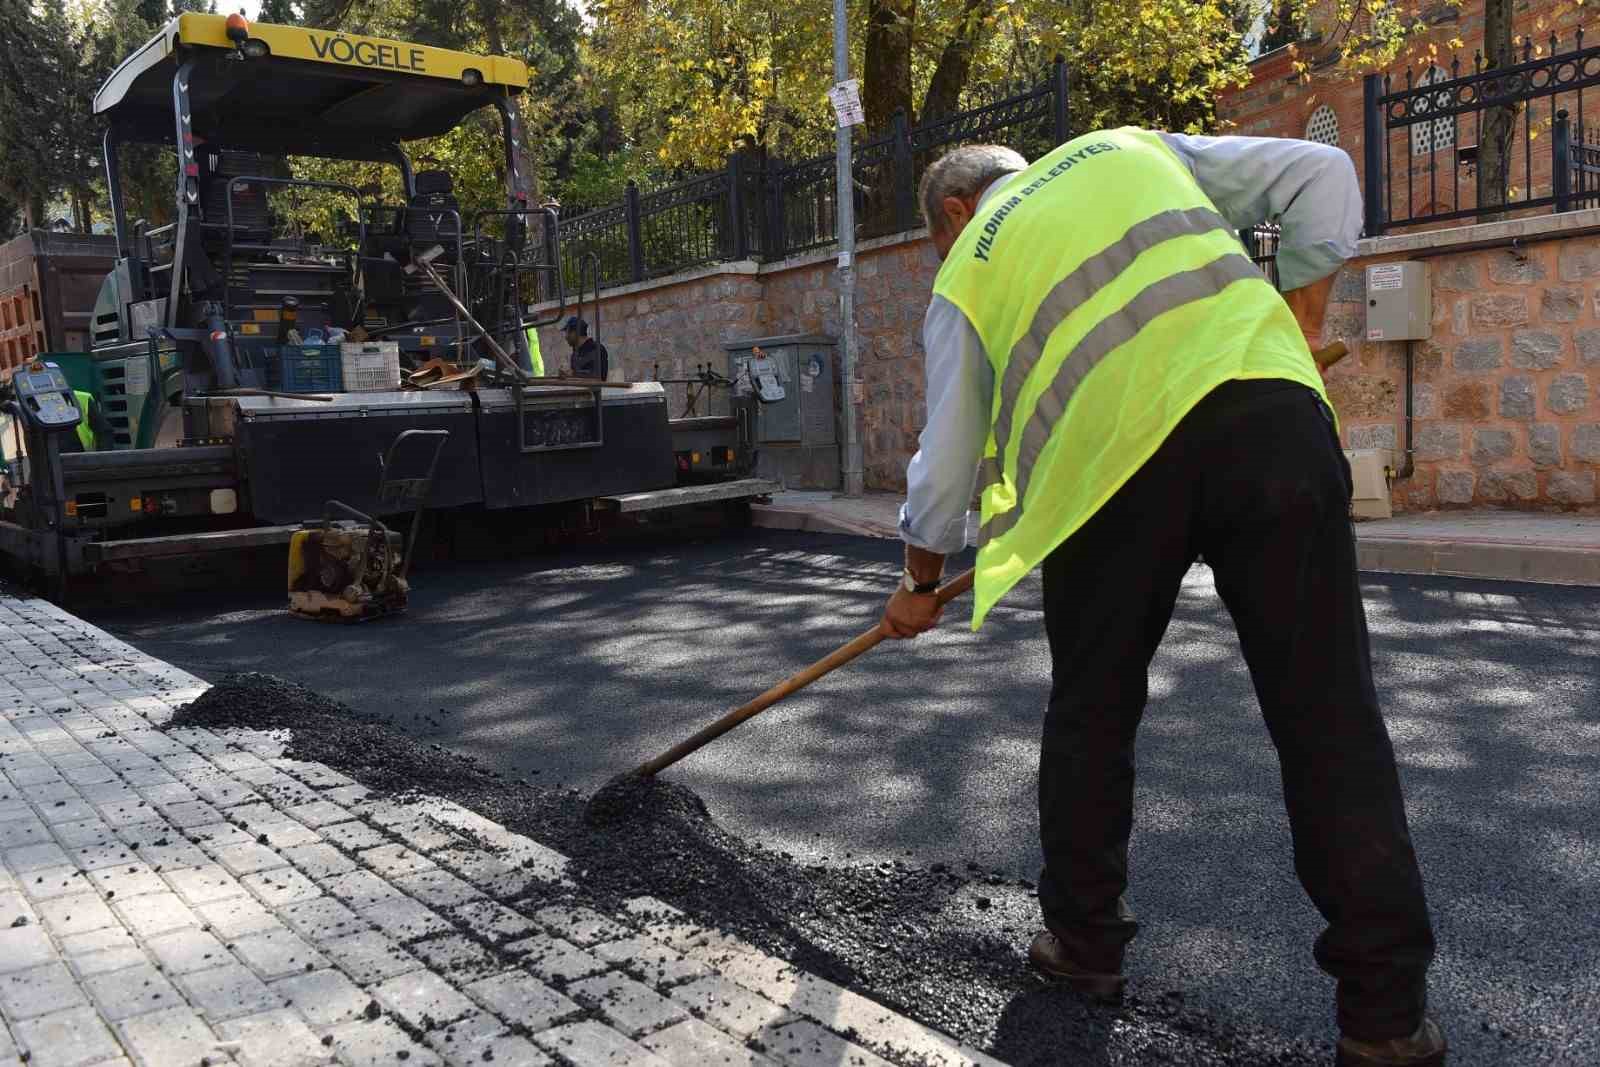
[1365,262,1431,342]
[726,334,839,489]
[728,335,837,447]
[1343,448,1394,520]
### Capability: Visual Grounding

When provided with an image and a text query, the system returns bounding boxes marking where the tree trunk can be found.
[864,0,915,132]
[472,0,542,207]
[919,0,993,121]
[1477,0,1515,220]
[474,0,505,55]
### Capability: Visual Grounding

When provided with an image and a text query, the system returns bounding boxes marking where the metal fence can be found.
[1363,29,1600,234]
[1240,223,1282,289]
[555,57,1071,293]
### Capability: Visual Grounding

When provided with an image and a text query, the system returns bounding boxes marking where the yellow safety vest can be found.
[525,326,545,377]
[933,127,1331,629]
[73,391,97,452]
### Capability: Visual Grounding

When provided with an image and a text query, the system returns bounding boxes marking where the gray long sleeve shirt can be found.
[898,132,1363,555]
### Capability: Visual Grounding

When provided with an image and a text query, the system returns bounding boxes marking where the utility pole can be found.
[833,0,864,495]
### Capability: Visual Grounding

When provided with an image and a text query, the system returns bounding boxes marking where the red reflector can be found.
[143,498,159,515]
[210,330,227,342]
[186,163,199,175]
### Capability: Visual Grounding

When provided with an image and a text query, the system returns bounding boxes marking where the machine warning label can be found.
[124,357,150,395]
[1367,264,1404,291]
[308,34,428,73]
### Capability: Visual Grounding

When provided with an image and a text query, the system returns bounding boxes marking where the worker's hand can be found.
[881,587,944,639]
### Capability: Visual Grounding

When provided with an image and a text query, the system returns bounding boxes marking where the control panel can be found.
[11,365,83,434]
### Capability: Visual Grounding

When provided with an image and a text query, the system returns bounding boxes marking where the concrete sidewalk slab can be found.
[753,491,1600,587]
[0,594,1005,1067]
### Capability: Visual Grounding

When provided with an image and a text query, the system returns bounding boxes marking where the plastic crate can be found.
[265,344,343,392]
[340,342,400,392]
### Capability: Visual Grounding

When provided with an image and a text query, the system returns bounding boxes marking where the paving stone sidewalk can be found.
[0,594,1005,1067]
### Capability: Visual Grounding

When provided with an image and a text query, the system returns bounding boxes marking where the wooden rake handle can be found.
[634,568,976,777]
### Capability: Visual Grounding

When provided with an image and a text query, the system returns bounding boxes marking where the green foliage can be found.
[1029,0,1259,134]
[14,0,1311,246]
[280,112,509,236]
[0,193,20,240]
[553,146,648,209]
[1277,1,1469,78]
[587,0,1265,172]
[258,0,303,23]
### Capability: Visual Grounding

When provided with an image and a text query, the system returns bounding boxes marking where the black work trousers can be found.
[1036,378,1436,1042]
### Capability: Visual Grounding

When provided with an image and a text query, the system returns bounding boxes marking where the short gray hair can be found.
[919,145,1029,233]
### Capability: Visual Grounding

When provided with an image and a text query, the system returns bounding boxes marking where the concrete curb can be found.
[750,505,899,541]
[753,504,1600,588]
[1355,537,1600,587]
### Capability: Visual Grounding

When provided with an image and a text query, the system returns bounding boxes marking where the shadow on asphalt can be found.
[81,528,1600,1067]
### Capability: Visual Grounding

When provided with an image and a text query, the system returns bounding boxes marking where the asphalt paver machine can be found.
[0,13,771,595]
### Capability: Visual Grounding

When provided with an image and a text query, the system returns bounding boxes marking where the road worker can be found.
[880,131,1443,1067]
[562,315,610,381]
[524,321,545,376]
[65,389,112,453]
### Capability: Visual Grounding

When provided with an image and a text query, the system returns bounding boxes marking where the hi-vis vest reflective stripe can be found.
[932,127,1331,630]
[73,392,96,452]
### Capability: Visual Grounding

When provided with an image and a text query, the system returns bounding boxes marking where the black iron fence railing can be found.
[1363,29,1600,234]
[554,57,1071,293]
[1241,223,1282,289]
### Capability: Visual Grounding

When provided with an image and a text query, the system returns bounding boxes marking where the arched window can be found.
[1411,66,1457,157]
[1305,105,1340,146]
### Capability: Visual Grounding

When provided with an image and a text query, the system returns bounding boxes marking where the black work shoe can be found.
[1336,1017,1447,1067]
[1026,931,1127,999]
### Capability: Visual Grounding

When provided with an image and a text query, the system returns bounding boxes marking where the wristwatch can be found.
[901,568,941,595]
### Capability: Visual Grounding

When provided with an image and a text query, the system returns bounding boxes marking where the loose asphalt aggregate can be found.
[84,527,1600,1066]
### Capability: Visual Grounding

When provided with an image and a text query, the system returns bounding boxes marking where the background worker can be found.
[524,319,545,376]
[562,315,609,381]
[879,133,1443,1067]
[522,196,561,378]
[65,388,112,453]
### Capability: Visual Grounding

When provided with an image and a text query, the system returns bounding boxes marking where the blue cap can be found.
[563,316,588,334]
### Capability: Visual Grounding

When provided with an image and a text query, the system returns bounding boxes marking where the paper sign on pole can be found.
[828,80,865,128]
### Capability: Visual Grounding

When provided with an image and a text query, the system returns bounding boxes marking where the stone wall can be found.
[537,206,1600,511]
[531,232,941,490]
[1328,210,1600,509]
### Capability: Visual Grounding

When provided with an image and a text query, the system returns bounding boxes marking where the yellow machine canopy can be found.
[95,13,529,156]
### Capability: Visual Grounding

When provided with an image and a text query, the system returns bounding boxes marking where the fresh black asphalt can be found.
[84,528,1600,1065]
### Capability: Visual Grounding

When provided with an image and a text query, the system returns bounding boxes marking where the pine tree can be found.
[0,0,71,227]
[258,0,301,23]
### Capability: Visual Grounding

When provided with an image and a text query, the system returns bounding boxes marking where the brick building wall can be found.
[1221,1,1588,224]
